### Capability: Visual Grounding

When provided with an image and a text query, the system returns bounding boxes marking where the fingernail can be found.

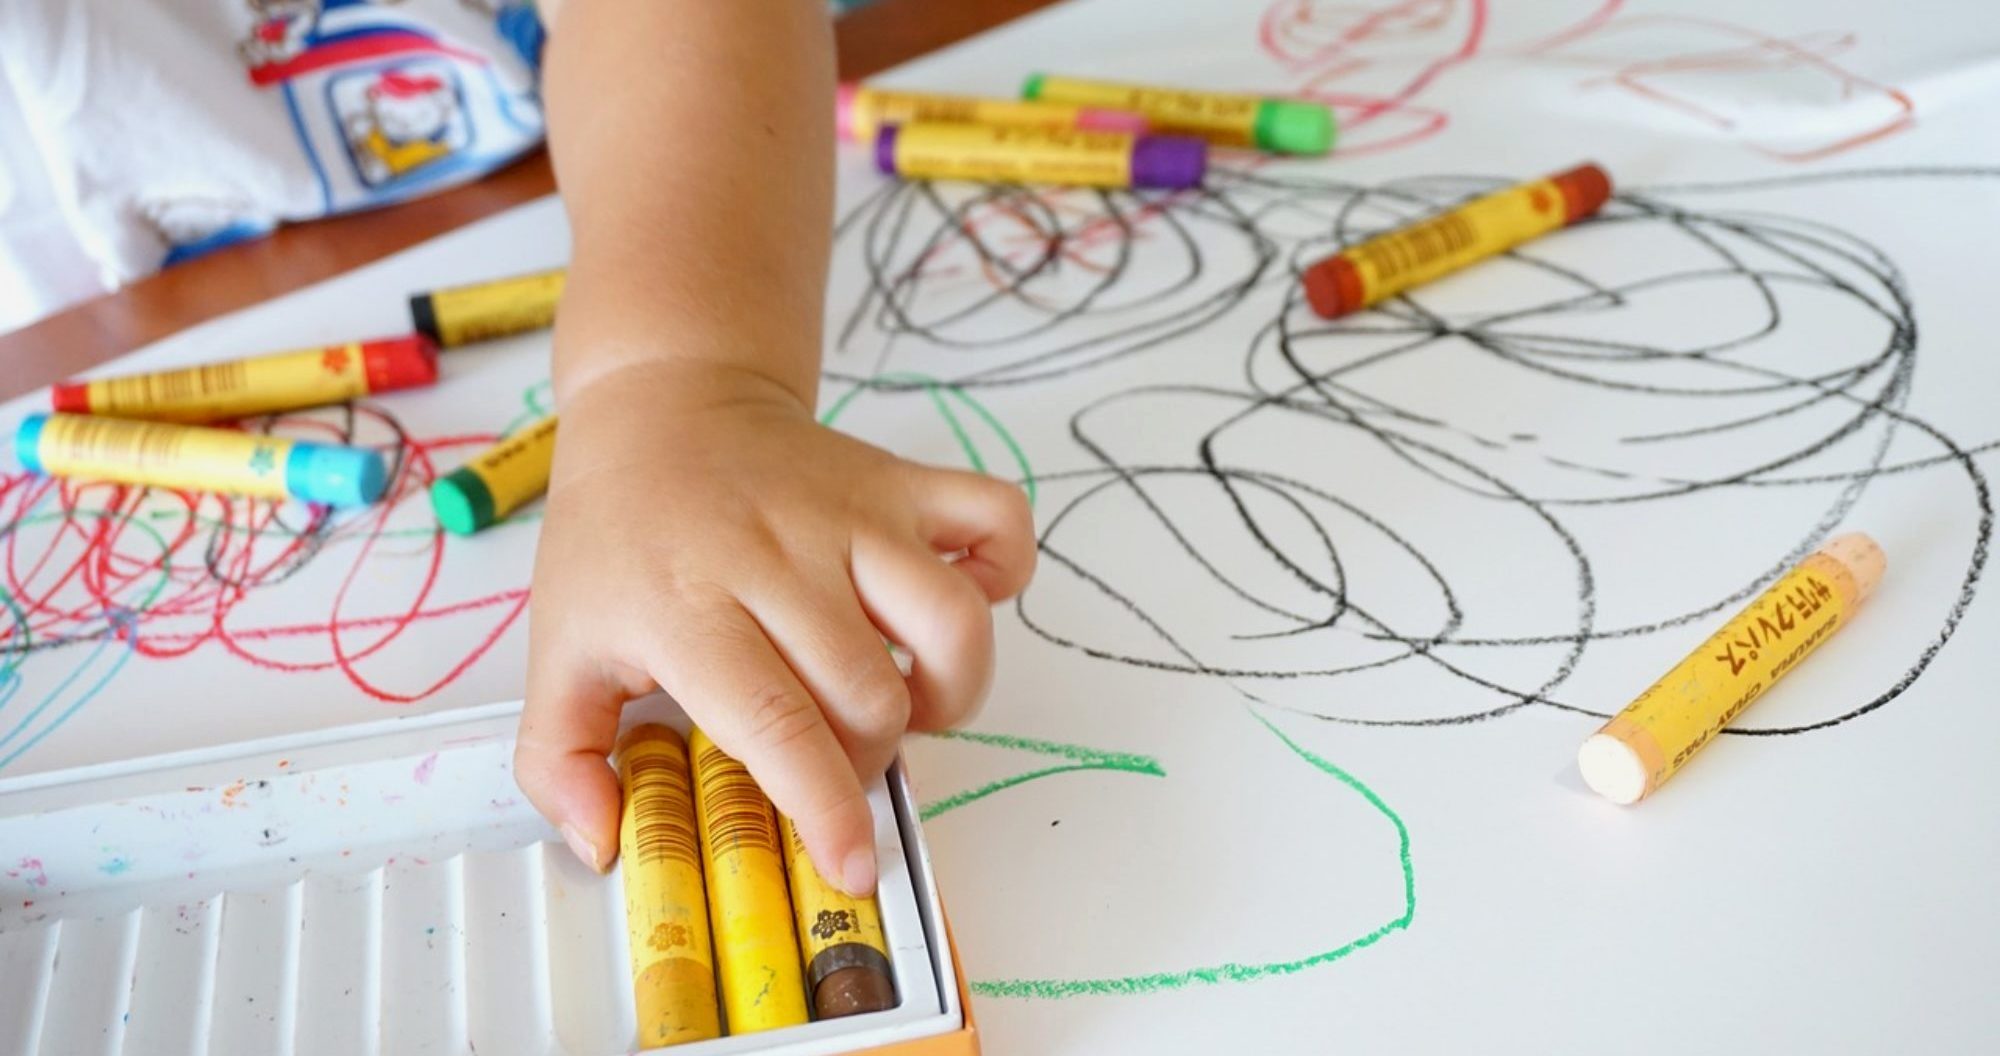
[561,823,604,873]
[841,847,878,897]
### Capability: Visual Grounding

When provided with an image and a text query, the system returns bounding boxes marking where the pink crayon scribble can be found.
[412,752,440,786]
[7,857,49,888]
[1521,14,1914,161]
[1254,0,1912,160]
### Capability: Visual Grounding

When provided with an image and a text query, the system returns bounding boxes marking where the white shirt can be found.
[0,0,546,333]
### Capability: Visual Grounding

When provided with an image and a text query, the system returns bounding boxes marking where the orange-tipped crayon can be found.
[1302,164,1611,319]
[51,335,437,424]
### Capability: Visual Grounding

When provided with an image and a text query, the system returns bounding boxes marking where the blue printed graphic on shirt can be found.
[238,0,543,214]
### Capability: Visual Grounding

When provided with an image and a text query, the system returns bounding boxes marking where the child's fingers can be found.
[907,466,1037,602]
[516,657,629,874]
[650,603,879,897]
[851,537,996,733]
[743,580,913,784]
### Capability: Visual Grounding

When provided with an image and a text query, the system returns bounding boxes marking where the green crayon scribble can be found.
[918,730,1163,821]
[968,711,1415,999]
[820,373,1037,509]
[499,380,555,440]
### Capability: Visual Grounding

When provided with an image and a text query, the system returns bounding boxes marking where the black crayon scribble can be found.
[829,167,1997,736]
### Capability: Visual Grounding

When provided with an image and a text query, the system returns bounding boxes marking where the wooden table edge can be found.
[0,0,1063,403]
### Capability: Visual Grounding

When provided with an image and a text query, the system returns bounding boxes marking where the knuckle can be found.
[796,776,872,836]
[510,740,539,782]
[993,480,1033,529]
[510,740,556,804]
[741,680,823,753]
[835,661,911,742]
[945,571,996,632]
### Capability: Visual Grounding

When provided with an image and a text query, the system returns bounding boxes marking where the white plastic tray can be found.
[0,698,962,1055]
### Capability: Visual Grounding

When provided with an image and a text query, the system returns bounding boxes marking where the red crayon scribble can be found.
[6,858,49,888]
[1253,0,1911,160]
[0,408,537,759]
[1521,15,1914,162]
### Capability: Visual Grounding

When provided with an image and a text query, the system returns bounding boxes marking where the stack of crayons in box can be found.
[619,723,897,1046]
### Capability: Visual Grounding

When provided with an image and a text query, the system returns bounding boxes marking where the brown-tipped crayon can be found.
[779,815,896,1019]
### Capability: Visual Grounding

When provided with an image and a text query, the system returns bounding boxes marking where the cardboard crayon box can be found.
[0,697,977,1056]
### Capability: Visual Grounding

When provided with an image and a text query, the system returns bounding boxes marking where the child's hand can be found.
[514,361,1035,895]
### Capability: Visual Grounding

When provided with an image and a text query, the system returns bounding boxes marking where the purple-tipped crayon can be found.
[874,123,1206,190]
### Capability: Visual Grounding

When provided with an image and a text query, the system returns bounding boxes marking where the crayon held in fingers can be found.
[408,268,566,347]
[875,124,1206,189]
[836,83,1147,142]
[689,728,809,1034]
[430,415,557,535]
[1579,533,1885,805]
[618,725,722,1047]
[780,815,896,1020]
[50,335,437,424]
[16,413,386,507]
[1301,163,1611,319]
[1023,73,1335,155]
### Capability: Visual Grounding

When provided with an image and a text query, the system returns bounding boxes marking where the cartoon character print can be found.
[239,0,320,71]
[342,67,464,184]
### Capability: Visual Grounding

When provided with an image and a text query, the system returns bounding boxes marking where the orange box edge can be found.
[848,905,979,1056]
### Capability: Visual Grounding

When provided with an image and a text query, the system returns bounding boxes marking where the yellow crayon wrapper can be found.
[886,124,1134,187]
[689,728,809,1034]
[1024,73,1335,155]
[780,815,897,1020]
[409,269,567,348]
[17,413,387,507]
[1030,75,1259,146]
[429,415,557,535]
[1579,534,1886,805]
[52,336,438,424]
[617,725,722,1047]
[840,85,1145,143]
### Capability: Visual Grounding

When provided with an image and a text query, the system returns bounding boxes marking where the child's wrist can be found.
[555,356,814,423]
[550,283,821,415]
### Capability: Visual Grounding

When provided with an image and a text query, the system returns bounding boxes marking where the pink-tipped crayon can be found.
[875,124,1205,190]
[836,84,1147,142]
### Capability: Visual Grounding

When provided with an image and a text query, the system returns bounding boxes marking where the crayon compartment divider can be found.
[0,698,962,1056]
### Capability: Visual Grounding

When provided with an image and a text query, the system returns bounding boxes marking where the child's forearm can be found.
[541,0,836,409]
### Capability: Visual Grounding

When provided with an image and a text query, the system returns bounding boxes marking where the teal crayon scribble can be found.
[968,710,1415,999]
[0,503,171,772]
[918,730,1163,821]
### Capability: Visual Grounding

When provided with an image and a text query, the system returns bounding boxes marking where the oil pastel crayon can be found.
[688,727,809,1034]
[408,268,566,348]
[779,815,896,1020]
[618,724,723,1047]
[15,413,386,507]
[1023,73,1334,155]
[1301,163,1611,319]
[1579,533,1885,805]
[837,83,1146,143]
[429,415,556,536]
[874,124,1206,189]
[51,335,437,424]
